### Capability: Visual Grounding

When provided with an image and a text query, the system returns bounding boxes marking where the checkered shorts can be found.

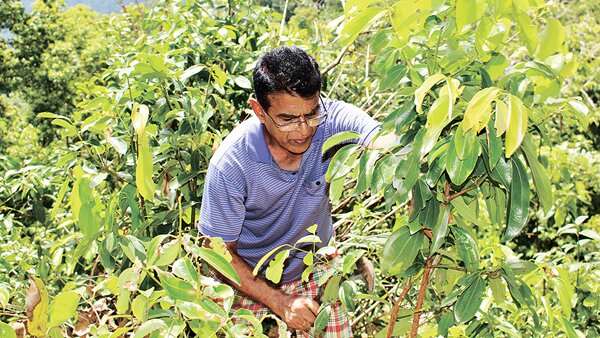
[229,260,352,338]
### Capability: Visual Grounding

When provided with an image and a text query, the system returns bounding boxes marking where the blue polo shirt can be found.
[199,99,380,283]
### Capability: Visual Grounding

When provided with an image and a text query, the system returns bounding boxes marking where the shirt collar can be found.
[246,115,325,164]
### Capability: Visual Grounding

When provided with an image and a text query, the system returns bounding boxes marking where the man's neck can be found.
[265,136,303,172]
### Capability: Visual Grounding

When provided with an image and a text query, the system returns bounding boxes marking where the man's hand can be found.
[274,294,320,330]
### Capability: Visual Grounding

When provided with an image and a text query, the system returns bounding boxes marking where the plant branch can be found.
[321,45,351,76]
[386,279,413,338]
[410,257,433,338]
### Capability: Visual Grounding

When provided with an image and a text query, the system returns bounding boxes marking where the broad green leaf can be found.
[339,280,357,312]
[505,95,528,157]
[48,291,80,328]
[412,180,433,215]
[501,157,530,242]
[483,53,508,81]
[154,238,181,267]
[371,153,397,192]
[158,273,198,302]
[172,258,199,283]
[514,8,538,54]
[487,122,502,170]
[552,277,573,318]
[454,277,485,323]
[180,65,205,82]
[452,226,479,271]
[389,0,431,41]
[451,196,486,227]
[116,269,132,314]
[323,275,342,303]
[0,322,16,338]
[494,99,509,137]
[340,7,384,46]
[441,272,481,307]
[133,319,167,338]
[437,312,454,337]
[490,155,512,188]
[425,152,446,187]
[456,0,487,32]
[462,87,499,133]
[108,137,128,155]
[446,135,479,186]
[211,65,227,89]
[79,201,100,238]
[414,74,446,114]
[131,295,147,321]
[51,119,77,137]
[322,131,360,155]
[454,127,478,161]
[131,104,149,136]
[177,302,210,320]
[27,277,49,336]
[394,130,424,197]
[505,259,537,275]
[234,76,252,89]
[422,96,452,156]
[380,64,407,91]
[314,304,332,335]
[431,205,450,253]
[381,226,424,276]
[325,144,360,182]
[265,250,290,284]
[534,18,565,60]
[194,247,240,286]
[521,135,553,213]
[489,276,506,304]
[136,132,155,201]
[560,316,579,338]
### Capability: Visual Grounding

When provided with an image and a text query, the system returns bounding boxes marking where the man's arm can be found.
[209,240,319,330]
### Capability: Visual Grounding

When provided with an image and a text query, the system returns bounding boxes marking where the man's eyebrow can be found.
[275,104,320,118]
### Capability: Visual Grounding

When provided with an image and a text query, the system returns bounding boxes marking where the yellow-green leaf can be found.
[48,291,80,328]
[131,104,149,136]
[505,95,528,157]
[534,18,565,60]
[462,87,499,133]
[265,250,290,284]
[193,247,240,286]
[456,0,487,32]
[494,99,509,136]
[340,7,384,46]
[26,277,48,336]
[0,322,16,338]
[414,74,446,114]
[136,132,155,201]
[322,131,360,155]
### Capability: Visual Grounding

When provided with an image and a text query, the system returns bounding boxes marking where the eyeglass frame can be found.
[260,96,328,132]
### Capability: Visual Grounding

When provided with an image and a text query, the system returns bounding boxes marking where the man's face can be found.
[252,93,320,155]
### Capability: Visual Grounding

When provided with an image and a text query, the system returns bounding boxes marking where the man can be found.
[199,46,390,337]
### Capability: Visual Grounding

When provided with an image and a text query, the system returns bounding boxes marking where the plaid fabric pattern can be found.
[230,260,352,338]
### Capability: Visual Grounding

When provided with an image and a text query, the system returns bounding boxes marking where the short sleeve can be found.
[325,99,381,146]
[198,164,246,242]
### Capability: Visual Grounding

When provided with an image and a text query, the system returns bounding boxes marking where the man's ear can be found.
[249,98,267,124]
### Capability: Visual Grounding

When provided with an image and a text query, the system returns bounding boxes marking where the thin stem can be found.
[410,257,433,338]
[386,279,413,338]
[321,45,351,76]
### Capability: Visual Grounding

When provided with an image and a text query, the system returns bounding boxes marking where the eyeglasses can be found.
[262,97,328,132]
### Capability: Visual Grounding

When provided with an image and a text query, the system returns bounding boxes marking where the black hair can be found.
[253,46,321,111]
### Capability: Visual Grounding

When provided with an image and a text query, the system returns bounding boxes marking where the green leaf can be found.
[505,95,528,157]
[414,74,446,114]
[534,18,565,60]
[494,99,509,136]
[339,280,357,312]
[48,291,80,328]
[560,316,579,338]
[108,137,128,155]
[27,277,49,336]
[450,196,486,227]
[158,272,198,302]
[325,144,360,182]
[487,122,502,170]
[456,0,487,32]
[340,7,384,46]
[454,277,486,323]
[422,96,452,156]
[172,258,199,283]
[136,132,155,201]
[462,87,499,133]
[446,134,479,186]
[371,153,397,192]
[452,226,479,271]
[322,275,342,303]
[552,277,573,318]
[79,201,100,238]
[431,205,450,254]
[154,238,181,267]
[356,149,379,195]
[488,276,506,304]
[180,65,205,82]
[194,247,240,286]
[501,157,530,242]
[490,155,512,189]
[50,178,70,220]
[133,319,167,338]
[514,8,538,54]
[234,76,252,89]
[0,322,16,338]
[131,295,147,321]
[380,64,407,91]
[314,304,332,335]
[322,131,360,155]
[51,119,77,137]
[521,135,553,213]
[381,226,424,276]
[265,250,290,284]
[393,130,424,197]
